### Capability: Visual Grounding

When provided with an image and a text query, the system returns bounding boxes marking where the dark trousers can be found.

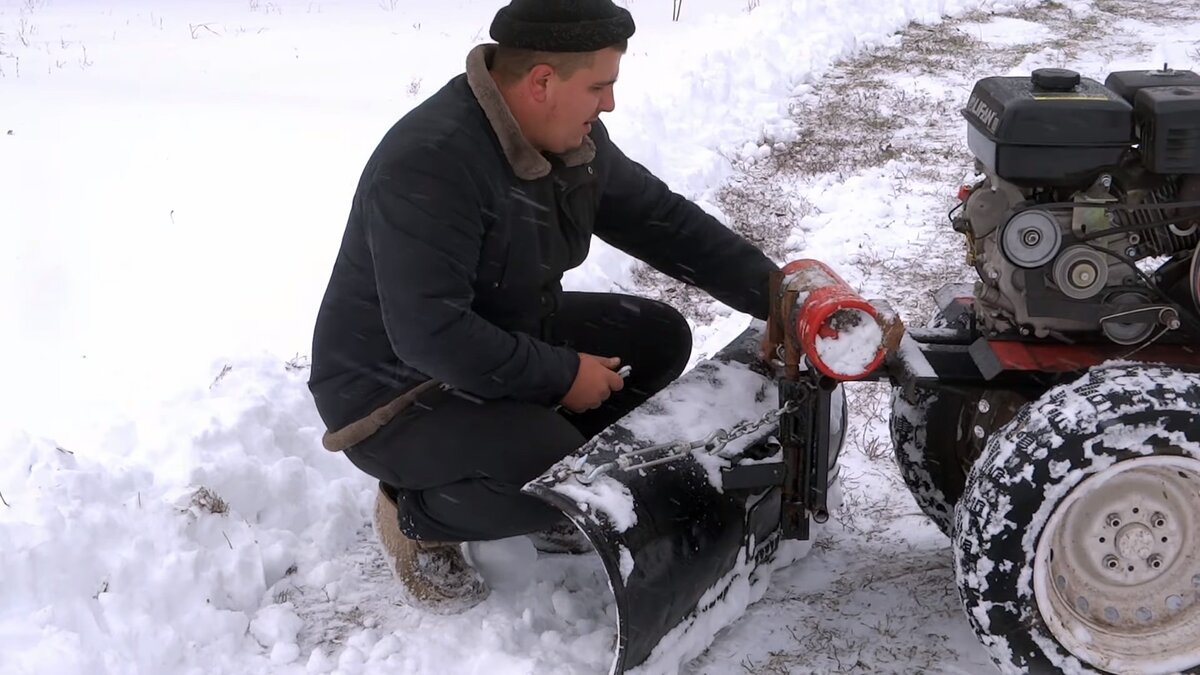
[345,292,692,542]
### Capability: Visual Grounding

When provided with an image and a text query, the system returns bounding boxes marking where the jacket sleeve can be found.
[363,158,579,405]
[591,125,780,321]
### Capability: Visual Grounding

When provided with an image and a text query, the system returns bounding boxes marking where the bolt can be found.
[973,425,986,439]
[1129,233,1141,245]
[1101,175,1113,188]
[1020,327,1031,336]
[1160,308,1180,331]
[1152,513,1167,528]
[978,399,991,413]
[1022,229,1042,247]
[1148,554,1164,569]
[1070,262,1097,287]
[1104,555,1120,569]
[1107,513,1122,528]
[1126,247,1139,258]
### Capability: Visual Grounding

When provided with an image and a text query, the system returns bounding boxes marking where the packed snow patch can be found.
[815,308,884,377]
[552,476,639,533]
[619,360,779,461]
[466,536,539,592]
[958,16,1053,45]
[618,546,636,584]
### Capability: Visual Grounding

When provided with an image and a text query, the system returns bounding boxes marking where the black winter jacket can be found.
[308,45,778,436]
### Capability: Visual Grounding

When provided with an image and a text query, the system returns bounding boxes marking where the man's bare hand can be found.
[560,353,624,412]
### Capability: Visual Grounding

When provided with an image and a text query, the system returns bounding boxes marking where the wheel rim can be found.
[1033,455,1200,673]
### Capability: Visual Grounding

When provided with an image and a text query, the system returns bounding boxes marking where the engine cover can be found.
[962,68,1132,186]
[1134,85,1200,174]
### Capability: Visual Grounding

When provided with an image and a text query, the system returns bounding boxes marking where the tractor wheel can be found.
[889,381,971,536]
[888,308,1000,538]
[954,363,1200,675]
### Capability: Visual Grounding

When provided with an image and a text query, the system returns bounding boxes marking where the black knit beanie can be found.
[489,0,636,52]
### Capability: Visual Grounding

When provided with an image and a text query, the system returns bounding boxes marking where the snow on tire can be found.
[954,363,1200,675]
[889,383,962,537]
[888,310,973,538]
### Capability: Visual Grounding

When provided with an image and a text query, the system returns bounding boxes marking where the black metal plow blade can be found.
[523,326,840,674]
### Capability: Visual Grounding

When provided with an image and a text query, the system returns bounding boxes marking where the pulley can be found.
[1052,245,1109,300]
[1100,292,1156,345]
[1001,209,1062,268]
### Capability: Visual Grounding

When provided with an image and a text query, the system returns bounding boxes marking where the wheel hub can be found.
[1115,522,1156,562]
[1033,455,1200,673]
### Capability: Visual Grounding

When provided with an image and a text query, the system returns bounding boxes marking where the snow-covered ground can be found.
[3,0,1199,673]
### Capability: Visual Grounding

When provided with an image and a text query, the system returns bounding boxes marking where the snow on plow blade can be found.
[523,325,846,674]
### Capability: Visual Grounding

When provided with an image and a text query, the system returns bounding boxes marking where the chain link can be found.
[572,399,800,484]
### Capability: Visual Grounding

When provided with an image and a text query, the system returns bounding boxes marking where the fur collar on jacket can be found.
[465,44,596,181]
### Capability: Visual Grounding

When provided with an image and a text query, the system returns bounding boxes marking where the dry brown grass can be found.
[189,486,229,515]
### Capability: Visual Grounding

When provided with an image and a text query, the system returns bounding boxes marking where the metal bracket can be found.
[775,374,834,541]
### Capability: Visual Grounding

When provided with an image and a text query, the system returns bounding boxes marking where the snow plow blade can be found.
[522,325,846,674]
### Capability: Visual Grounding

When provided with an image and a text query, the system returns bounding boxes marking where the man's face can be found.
[539,48,621,153]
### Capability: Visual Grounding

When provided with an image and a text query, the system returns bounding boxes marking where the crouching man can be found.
[306,0,779,613]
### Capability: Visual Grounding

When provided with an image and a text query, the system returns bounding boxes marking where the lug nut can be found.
[1107,513,1121,528]
[1152,513,1167,528]
[1148,554,1164,570]
[1104,555,1120,570]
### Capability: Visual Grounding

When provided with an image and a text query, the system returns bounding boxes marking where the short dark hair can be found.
[491,40,627,85]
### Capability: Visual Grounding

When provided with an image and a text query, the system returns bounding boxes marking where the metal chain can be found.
[572,399,800,484]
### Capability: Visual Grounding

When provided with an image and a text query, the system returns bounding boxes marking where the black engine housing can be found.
[962,66,1200,186]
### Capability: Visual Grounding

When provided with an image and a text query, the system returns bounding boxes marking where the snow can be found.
[6,0,1200,674]
[617,359,777,460]
[465,536,538,592]
[617,546,635,585]
[814,308,884,377]
[552,476,639,533]
[958,16,1053,45]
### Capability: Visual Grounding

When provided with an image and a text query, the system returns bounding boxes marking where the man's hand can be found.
[561,353,624,412]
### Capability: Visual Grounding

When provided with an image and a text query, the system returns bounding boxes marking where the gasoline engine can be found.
[956,66,1200,345]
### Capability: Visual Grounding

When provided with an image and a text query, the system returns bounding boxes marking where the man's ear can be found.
[527,63,554,103]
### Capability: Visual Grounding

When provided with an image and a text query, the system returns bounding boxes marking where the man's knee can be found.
[651,299,692,377]
[623,295,691,384]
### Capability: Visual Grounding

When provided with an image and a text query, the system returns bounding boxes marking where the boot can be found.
[527,518,593,555]
[372,486,489,614]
